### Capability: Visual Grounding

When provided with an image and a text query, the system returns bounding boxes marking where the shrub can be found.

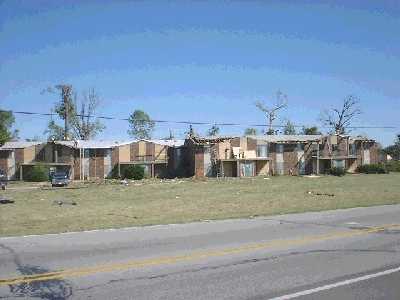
[329,167,346,177]
[25,165,49,182]
[356,164,387,174]
[122,165,145,180]
[385,161,400,172]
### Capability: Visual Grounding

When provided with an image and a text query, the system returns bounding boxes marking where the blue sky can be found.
[1,0,399,145]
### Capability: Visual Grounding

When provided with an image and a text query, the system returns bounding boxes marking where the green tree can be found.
[384,134,400,160]
[128,110,155,139]
[0,109,18,146]
[244,128,257,136]
[26,136,42,142]
[283,120,296,135]
[207,124,220,136]
[301,126,321,135]
[44,119,65,141]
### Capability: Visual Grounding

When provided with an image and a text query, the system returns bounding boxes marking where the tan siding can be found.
[119,145,131,162]
[217,141,231,160]
[154,144,167,161]
[23,146,36,163]
[240,137,248,151]
[138,141,146,157]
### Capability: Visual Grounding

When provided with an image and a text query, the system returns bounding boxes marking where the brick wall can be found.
[0,151,9,176]
[57,145,74,164]
[130,143,138,161]
[194,148,205,178]
[369,142,380,164]
[73,152,81,180]
[89,149,105,179]
[231,138,240,148]
[146,142,155,160]
[339,137,349,156]
[283,144,298,175]
[269,144,276,176]
[14,149,24,180]
[247,138,257,151]
[304,143,315,174]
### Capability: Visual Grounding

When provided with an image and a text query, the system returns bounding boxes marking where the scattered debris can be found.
[0,198,14,204]
[121,179,129,186]
[52,200,77,206]
[263,177,271,180]
[303,175,321,178]
[307,191,335,197]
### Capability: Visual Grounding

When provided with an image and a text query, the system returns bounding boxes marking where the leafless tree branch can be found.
[320,95,362,134]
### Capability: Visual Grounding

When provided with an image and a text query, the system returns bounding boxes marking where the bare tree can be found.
[70,89,105,140]
[44,85,105,140]
[320,95,361,135]
[255,91,288,135]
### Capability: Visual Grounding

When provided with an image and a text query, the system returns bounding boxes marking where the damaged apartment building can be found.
[0,139,184,180]
[0,134,380,181]
[185,134,380,178]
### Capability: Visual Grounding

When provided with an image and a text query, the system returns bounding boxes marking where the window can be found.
[276,144,284,154]
[276,162,284,175]
[350,144,356,156]
[296,144,305,151]
[256,144,268,157]
[332,159,345,169]
[299,160,306,175]
[240,162,255,177]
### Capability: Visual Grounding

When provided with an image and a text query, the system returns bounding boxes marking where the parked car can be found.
[0,169,7,190]
[51,172,70,187]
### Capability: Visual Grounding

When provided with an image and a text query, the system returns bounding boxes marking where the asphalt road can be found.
[2,204,400,299]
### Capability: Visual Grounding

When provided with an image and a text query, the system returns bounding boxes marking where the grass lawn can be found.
[1,173,400,237]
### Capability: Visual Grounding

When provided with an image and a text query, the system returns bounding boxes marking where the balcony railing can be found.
[311,150,358,158]
[134,155,168,162]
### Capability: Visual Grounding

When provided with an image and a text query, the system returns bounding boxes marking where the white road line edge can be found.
[269,266,400,300]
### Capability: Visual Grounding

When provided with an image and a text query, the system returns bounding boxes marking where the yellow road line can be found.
[1,223,399,286]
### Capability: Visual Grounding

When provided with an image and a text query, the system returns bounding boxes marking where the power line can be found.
[2,109,398,130]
